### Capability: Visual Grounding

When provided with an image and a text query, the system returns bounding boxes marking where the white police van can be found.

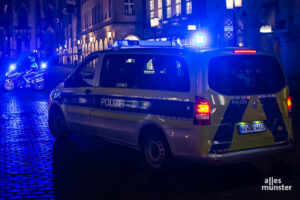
[49,40,293,170]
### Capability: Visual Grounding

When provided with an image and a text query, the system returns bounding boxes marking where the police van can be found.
[48,40,293,169]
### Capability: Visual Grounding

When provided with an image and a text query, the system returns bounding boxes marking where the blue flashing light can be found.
[194,33,206,45]
[9,64,16,71]
[41,62,47,69]
[112,40,180,49]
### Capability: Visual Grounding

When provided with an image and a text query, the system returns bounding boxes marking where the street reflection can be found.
[52,134,267,200]
[0,91,54,199]
[0,90,297,200]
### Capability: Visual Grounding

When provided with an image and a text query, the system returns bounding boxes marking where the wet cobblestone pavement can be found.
[0,67,299,200]
[0,91,55,199]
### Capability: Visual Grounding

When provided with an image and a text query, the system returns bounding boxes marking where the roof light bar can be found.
[234,50,257,54]
[112,40,181,49]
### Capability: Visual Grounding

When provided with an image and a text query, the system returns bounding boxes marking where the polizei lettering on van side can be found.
[101,98,125,108]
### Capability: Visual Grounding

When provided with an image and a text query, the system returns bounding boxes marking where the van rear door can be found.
[207,54,292,153]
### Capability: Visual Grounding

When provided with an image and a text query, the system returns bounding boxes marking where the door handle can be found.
[85,88,93,95]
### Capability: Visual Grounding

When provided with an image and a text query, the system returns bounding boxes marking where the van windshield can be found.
[208,55,286,95]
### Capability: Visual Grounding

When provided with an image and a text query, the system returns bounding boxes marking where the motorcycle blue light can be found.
[41,62,47,69]
[9,64,16,71]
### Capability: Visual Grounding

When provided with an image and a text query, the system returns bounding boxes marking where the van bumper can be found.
[200,143,294,164]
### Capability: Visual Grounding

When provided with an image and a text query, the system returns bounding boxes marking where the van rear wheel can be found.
[143,133,171,170]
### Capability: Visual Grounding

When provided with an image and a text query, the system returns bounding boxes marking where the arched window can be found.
[95,40,99,51]
[99,39,103,51]
[18,6,28,28]
[124,35,140,40]
[104,38,108,50]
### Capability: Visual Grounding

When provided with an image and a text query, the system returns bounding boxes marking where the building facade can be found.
[145,0,300,76]
[230,0,300,76]
[79,0,146,59]
[0,0,62,60]
[145,0,208,45]
[57,0,82,65]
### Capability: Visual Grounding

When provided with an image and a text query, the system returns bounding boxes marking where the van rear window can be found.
[208,55,286,95]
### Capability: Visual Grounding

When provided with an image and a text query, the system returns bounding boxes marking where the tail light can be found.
[194,96,211,125]
[234,50,257,54]
[287,96,292,117]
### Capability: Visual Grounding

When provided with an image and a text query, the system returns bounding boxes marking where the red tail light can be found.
[194,96,211,125]
[287,96,292,117]
[234,50,257,54]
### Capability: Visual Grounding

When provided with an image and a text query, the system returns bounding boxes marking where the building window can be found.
[158,0,163,19]
[92,7,95,25]
[150,0,154,18]
[186,0,192,15]
[125,0,134,15]
[167,0,172,18]
[176,0,181,16]
[104,0,107,20]
[109,0,112,18]
[97,4,101,22]
[18,6,28,28]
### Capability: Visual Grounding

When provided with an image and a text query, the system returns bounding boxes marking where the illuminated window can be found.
[176,0,181,16]
[150,0,154,10]
[167,0,171,6]
[167,0,172,18]
[150,0,154,18]
[158,0,163,19]
[187,0,192,15]
[124,0,134,15]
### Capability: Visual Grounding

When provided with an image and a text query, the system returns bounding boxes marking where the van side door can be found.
[63,55,99,132]
[91,53,193,146]
[91,54,140,145]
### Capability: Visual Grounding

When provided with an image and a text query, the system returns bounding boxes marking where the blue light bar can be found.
[194,33,206,46]
[112,40,180,49]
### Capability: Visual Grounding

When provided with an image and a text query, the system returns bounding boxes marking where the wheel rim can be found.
[4,80,14,91]
[145,139,166,169]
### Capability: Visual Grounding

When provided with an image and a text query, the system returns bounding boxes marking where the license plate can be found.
[238,121,266,134]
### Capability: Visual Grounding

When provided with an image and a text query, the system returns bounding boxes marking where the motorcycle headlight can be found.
[41,62,47,69]
[9,64,16,71]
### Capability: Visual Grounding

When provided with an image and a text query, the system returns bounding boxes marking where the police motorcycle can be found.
[4,56,47,91]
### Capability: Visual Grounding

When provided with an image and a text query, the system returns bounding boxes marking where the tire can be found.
[4,79,15,91]
[142,132,171,170]
[49,107,72,139]
[34,80,45,90]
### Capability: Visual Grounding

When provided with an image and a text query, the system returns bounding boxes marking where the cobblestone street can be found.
[0,91,55,199]
[0,66,299,200]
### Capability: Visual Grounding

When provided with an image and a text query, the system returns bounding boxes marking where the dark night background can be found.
[1,0,300,199]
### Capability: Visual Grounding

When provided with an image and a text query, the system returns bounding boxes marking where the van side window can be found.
[100,55,138,88]
[99,54,190,92]
[140,55,190,92]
